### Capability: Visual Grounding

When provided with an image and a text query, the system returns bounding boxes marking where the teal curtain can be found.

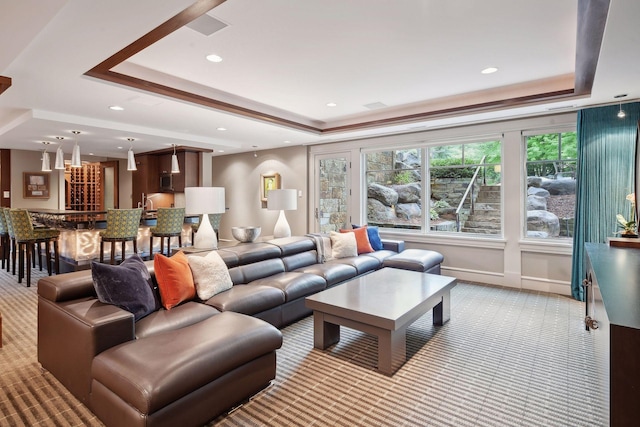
[571,103,640,300]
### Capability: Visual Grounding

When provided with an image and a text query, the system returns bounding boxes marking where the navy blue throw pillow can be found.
[91,254,157,320]
[352,224,383,251]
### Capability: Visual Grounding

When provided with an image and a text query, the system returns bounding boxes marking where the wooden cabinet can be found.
[585,243,640,426]
[170,151,199,192]
[131,154,159,204]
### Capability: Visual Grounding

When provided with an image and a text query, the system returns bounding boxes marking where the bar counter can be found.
[25,209,200,271]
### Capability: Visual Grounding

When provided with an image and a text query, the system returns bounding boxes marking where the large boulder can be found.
[392,183,421,204]
[541,178,576,195]
[367,198,397,222]
[528,177,543,188]
[527,210,560,237]
[528,187,550,198]
[396,151,420,168]
[396,203,422,220]
[527,195,547,211]
[368,183,398,206]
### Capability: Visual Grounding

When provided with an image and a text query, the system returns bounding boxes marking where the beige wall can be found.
[10,150,62,209]
[211,146,308,240]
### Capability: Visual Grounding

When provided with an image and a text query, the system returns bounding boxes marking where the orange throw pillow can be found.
[153,251,196,310]
[340,226,374,254]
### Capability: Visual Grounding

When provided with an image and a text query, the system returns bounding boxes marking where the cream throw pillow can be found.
[330,231,357,259]
[187,251,233,300]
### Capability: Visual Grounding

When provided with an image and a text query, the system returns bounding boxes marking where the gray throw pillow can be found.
[91,254,157,320]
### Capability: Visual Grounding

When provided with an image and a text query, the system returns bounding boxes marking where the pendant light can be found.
[41,142,52,172]
[171,144,180,173]
[54,136,65,169]
[127,138,137,171]
[615,94,627,119]
[70,130,81,168]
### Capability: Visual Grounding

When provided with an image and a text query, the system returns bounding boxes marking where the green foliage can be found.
[526,131,577,177]
[430,208,439,220]
[393,170,416,185]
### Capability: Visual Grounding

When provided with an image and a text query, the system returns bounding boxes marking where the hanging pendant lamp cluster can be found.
[41,142,52,172]
[127,138,137,171]
[54,136,65,170]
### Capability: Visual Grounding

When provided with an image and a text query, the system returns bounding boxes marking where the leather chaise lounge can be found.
[37,235,443,426]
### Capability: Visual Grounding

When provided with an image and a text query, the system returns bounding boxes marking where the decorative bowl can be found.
[231,226,261,243]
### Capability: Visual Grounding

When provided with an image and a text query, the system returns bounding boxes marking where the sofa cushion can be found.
[330,231,357,259]
[363,249,398,264]
[267,236,316,256]
[90,254,156,321]
[295,262,358,287]
[353,224,384,251]
[330,255,381,275]
[92,312,283,416]
[251,272,327,302]
[383,249,444,274]
[205,284,286,315]
[154,251,196,310]
[135,302,220,339]
[340,227,374,254]
[228,258,286,285]
[218,242,281,266]
[188,251,233,300]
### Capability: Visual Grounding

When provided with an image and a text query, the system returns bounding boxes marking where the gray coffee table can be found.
[305,268,457,375]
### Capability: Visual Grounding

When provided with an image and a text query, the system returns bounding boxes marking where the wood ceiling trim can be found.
[0,76,12,96]
[85,0,607,135]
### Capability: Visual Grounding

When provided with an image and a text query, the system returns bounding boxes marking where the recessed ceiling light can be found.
[109,105,124,111]
[283,140,291,144]
[206,54,223,63]
[117,146,123,149]
[217,127,227,131]
[326,102,337,107]
[89,153,94,156]
[218,150,225,153]
[481,67,498,74]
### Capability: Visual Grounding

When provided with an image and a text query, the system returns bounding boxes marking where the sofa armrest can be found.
[38,296,135,405]
[381,239,405,253]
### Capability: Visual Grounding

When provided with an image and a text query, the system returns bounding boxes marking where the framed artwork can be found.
[261,172,281,202]
[23,172,50,199]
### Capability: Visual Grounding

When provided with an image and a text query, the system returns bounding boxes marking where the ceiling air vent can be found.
[186,14,228,36]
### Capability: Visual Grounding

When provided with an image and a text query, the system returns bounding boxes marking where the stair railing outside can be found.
[455,155,487,232]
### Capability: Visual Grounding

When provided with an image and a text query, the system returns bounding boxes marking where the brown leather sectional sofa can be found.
[37,235,443,426]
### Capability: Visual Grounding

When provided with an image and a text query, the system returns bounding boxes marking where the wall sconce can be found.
[41,142,52,172]
[615,94,627,118]
[70,130,81,168]
[54,136,65,170]
[171,144,180,173]
[127,138,137,171]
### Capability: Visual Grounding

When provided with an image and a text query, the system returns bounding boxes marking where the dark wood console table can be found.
[585,242,640,426]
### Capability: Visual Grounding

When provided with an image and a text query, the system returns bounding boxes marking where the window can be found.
[364,139,502,235]
[524,131,576,239]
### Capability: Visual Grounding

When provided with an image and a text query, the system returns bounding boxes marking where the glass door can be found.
[314,153,351,233]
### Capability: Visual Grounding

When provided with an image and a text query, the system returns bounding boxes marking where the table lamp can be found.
[267,189,297,238]
[185,187,225,249]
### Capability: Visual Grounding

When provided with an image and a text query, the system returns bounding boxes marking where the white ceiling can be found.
[0,0,638,160]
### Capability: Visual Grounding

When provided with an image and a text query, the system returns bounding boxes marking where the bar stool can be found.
[149,207,184,258]
[0,208,9,270]
[99,208,143,265]
[190,213,222,244]
[9,209,60,287]
[2,208,16,275]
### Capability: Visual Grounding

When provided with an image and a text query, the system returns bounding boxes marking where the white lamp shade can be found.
[41,152,51,172]
[54,146,65,169]
[171,153,180,173]
[127,148,137,171]
[267,189,297,211]
[71,143,81,168]
[185,187,225,250]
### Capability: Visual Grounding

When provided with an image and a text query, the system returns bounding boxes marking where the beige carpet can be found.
[0,265,606,426]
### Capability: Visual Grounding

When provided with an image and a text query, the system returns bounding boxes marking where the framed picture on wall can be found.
[261,172,281,202]
[23,172,50,199]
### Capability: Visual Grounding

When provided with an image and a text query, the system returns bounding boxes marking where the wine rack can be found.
[65,163,102,211]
